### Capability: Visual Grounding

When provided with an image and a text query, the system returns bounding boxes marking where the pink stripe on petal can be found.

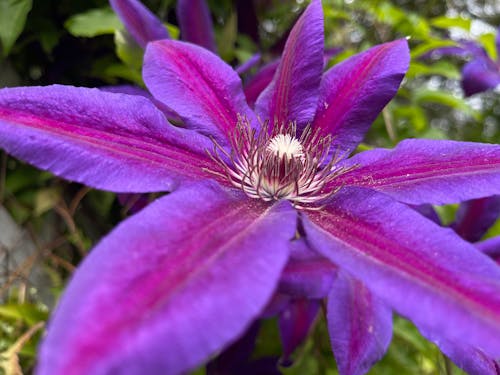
[255,0,324,128]
[303,187,500,358]
[144,40,257,144]
[312,39,409,156]
[0,85,220,192]
[37,182,297,375]
[335,139,500,205]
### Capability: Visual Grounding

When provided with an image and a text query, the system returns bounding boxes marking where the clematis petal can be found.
[279,299,320,364]
[37,182,297,375]
[496,26,500,60]
[110,0,169,48]
[177,0,217,52]
[0,85,218,193]
[335,139,500,205]
[244,60,280,107]
[236,53,262,75]
[423,334,500,375]
[312,39,409,156]
[462,57,500,96]
[279,238,337,298]
[302,187,500,358]
[452,196,500,242]
[410,204,441,225]
[100,85,180,120]
[327,271,392,375]
[476,236,500,263]
[255,0,324,128]
[143,40,256,143]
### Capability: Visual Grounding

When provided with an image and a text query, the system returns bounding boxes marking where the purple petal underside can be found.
[236,53,262,75]
[327,271,392,375]
[244,60,280,107]
[0,85,219,193]
[255,0,324,128]
[423,334,500,375]
[279,238,337,298]
[461,57,500,96]
[476,236,500,263]
[336,139,500,205]
[312,39,409,156]
[143,40,256,144]
[302,187,500,358]
[452,196,500,242]
[279,299,320,364]
[496,27,500,60]
[37,182,297,375]
[177,0,217,52]
[410,204,441,225]
[110,0,169,48]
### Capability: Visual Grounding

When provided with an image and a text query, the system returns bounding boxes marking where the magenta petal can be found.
[312,40,409,156]
[302,187,500,358]
[462,57,500,96]
[327,271,392,375]
[279,299,320,364]
[110,0,169,48]
[336,139,500,205]
[0,85,218,192]
[452,196,500,242]
[177,0,217,52]
[254,0,324,128]
[279,238,337,298]
[37,182,297,375]
[143,40,256,143]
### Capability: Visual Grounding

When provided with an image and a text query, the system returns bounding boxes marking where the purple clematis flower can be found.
[2,1,500,374]
[428,28,500,96]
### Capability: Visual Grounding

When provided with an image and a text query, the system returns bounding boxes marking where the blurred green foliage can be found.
[1,0,500,374]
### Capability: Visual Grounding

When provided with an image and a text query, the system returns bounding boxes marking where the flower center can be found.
[266,134,304,159]
[206,118,356,210]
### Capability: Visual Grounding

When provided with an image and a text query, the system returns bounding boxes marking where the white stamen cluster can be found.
[206,118,356,210]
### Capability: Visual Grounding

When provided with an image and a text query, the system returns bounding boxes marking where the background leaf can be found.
[0,0,32,57]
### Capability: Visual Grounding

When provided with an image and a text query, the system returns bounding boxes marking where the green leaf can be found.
[407,61,460,80]
[166,24,180,40]
[478,33,497,61]
[215,11,237,61]
[410,39,458,59]
[431,16,471,31]
[34,187,61,216]
[434,204,459,225]
[393,105,427,132]
[65,7,122,38]
[114,30,143,70]
[0,304,48,326]
[415,89,480,120]
[0,0,32,57]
